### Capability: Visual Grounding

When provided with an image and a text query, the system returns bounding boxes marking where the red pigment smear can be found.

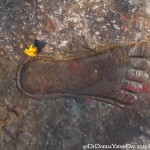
[68,61,85,76]
[142,83,149,93]
[123,83,149,93]
[116,91,135,104]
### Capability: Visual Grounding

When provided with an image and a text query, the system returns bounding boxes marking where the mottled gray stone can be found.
[0,0,150,150]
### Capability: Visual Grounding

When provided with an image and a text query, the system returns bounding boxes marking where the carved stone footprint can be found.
[17,42,150,106]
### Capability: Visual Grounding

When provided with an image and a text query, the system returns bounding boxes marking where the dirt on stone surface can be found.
[0,0,150,150]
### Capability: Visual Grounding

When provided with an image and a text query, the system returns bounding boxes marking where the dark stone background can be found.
[0,0,150,149]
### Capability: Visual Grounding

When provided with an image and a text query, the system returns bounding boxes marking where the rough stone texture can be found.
[0,0,150,150]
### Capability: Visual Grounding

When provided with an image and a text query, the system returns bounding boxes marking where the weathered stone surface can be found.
[0,0,150,150]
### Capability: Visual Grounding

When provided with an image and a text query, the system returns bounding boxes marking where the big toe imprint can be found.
[17,42,150,106]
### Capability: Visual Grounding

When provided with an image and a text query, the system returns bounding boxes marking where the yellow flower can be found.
[24,44,38,57]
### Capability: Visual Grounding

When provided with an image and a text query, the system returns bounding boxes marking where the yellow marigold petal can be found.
[24,44,38,57]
